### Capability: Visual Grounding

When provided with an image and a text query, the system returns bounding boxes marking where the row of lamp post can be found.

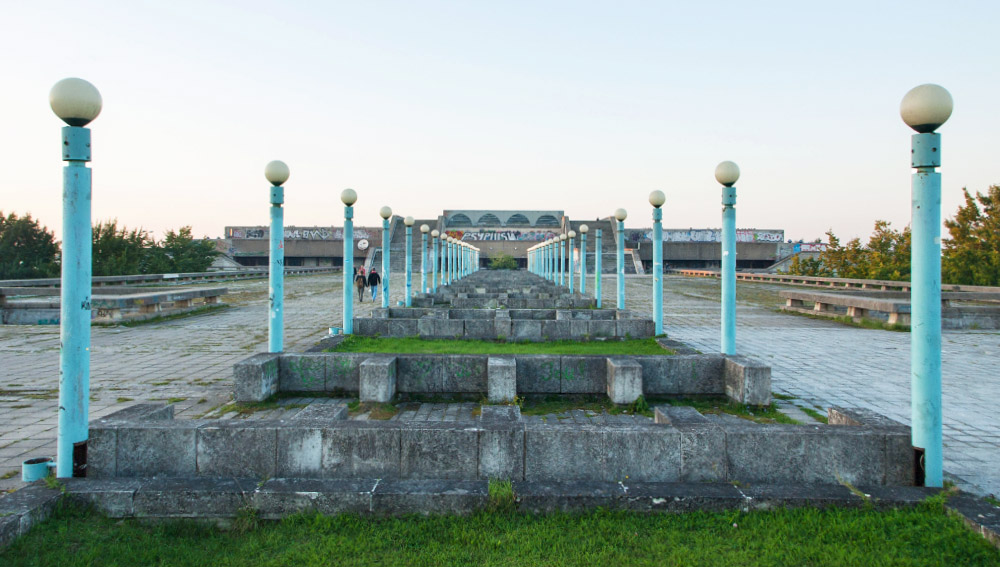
[47,76,949,488]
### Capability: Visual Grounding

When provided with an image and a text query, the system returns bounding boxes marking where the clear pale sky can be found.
[2,1,998,243]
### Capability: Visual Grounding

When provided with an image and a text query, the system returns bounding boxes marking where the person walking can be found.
[367,268,381,302]
[355,267,367,302]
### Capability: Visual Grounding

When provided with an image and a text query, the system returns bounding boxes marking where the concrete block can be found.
[360,356,397,403]
[86,426,118,478]
[515,355,562,394]
[541,320,572,341]
[883,427,916,485]
[616,319,654,338]
[388,319,418,337]
[197,423,277,479]
[724,355,772,405]
[326,354,362,393]
[479,405,522,423]
[63,478,142,518]
[488,356,517,403]
[233,353,280,402]
[559,356,605,394]
[133,477,251,518]
[276,428,323,478]
[802,427,885,486]
[653,410,728,482]
[524,425,605,481]
[463,319,495,340]
[439,355,488,393]
[322,423,401,478]
[292,403,348,422]
[397,355,441,393]
[725,424,808,484]
[606,357,642,404]
[510,319,542,342]
[588,320,616,338]
[280,353,326,392]
[117,422,199,477]
[254,478,376,518]
[418,317,464,339]
[98,403,174,423]
[828,407,905,427]
[494,315,512,340]
[371,480,487,516]
[640,355,725,395]
[354,317,389,336]
[604,426,681,482]
[0,484,62,544]
[400,424,478,480]
[479,424,524,480]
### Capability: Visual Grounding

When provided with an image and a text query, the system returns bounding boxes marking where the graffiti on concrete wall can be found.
[446,230,556,241]
[624,228,784,243]
[228,226,375,241]
[794,242,828,252]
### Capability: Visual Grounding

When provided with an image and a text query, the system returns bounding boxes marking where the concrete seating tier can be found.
[354,307,652,340]
[780,289,1000,329]
[232,351,771,406]
[85,404,912,487]
[0,286,227,325]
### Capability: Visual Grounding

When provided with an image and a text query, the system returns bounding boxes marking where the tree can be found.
[0,212,59,279]
[147,226,218,273]
[785,221,910,281]
[489,253,518,270]
[92,219,153,277]
[942,185,1000,286]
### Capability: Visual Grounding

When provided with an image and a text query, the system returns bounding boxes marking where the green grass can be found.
[518,395,655,418]
[4,499,999,566]
[327,335,675,355]
[800,406,829,423]
[986,496,1000,508]
[772,392,798,401]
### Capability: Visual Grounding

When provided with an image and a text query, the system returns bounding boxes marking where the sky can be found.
[2,0,998,243]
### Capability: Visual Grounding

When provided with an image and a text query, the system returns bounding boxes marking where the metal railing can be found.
[667,269,1000,293]
[0,266,340,289]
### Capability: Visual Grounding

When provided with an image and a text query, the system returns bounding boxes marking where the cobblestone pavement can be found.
[1,272,997,498]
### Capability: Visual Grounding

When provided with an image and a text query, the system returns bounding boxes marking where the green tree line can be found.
[785,185,1000,286]
[0,214,217,279]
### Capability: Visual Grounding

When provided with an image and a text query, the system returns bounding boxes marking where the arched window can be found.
[477,213,501,226]
[506,214,529,226]
[535,214,559,227]
[448,214,472,226]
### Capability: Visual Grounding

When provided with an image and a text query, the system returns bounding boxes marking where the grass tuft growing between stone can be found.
[4,499,1000,566]
[327,335,674,355]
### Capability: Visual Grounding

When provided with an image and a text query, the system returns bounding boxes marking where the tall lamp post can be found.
[51,77,101,478]
[341,189,358,334]
[901,84,952,488]
[595,229,602,307]
[579,225,588,294]
[715,161,740,355]
[431,229,440,292]
[379,206,392,308]
[404,216,414,306]
[568,230,577,293]
[649,190,665,335]
[614,208,627,309]
[420,224,429,293]
[265,160,290,353]
[559,234,567,286]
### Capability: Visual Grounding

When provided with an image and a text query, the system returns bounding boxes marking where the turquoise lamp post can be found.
[341,189,358,334]
[579,224,588,294]
[901,83,953,488]
[51,77,101,478]
[404,216,414,306]
[420,224,429,293]
[431,229,440,292]
[265,160,290,353]
[568,230,576,293]
[715,161,739,355]
[594,229,602,307]
[649,190,665,335]
[559,234,567,286]
[614,208,627,309]
[379,206,392,308]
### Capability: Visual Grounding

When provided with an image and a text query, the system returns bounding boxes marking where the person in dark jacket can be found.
[355,268,367,302]
[367,268,381,301]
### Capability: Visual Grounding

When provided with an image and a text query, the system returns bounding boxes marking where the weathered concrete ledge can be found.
[234,352,771,406]
[1,286,227,325]
[87,404,910,487]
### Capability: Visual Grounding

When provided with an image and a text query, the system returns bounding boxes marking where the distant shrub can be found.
[489,253,518,270]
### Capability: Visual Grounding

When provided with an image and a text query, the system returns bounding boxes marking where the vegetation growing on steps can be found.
[327,335,675,355]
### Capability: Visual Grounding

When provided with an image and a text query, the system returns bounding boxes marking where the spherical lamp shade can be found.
[648,190,666,208]
[432,230,439,237]
[420,224,429,233]
[404,216,415,226]
[568,230,576,238]
[900,84,953,133]
[714,161,740,187]
[50,78,102,126]
[614,208,628,222]
[264,160,290,186]
[379,206,392,219]
[340,188,358,206]
[560,234,567,241]
[579,224,589,234]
